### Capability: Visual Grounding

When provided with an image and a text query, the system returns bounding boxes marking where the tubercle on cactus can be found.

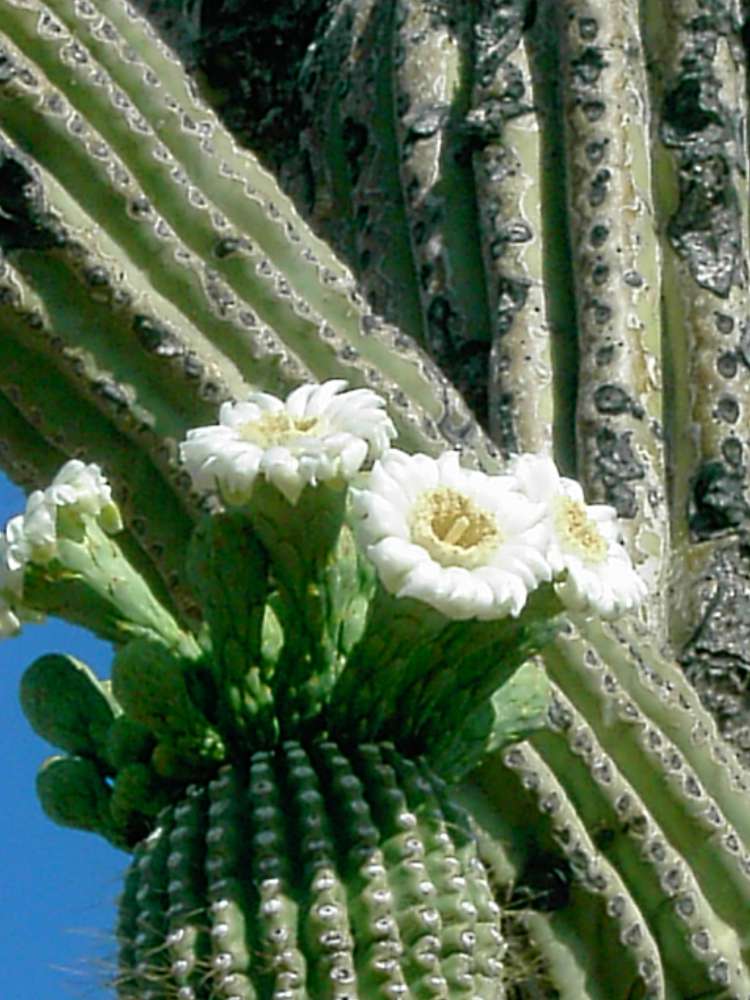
[115,743,508,1000]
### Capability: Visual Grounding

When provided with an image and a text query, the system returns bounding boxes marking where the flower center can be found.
[410,486,502,568]
[239,412,320,446]
[554,497,608,562]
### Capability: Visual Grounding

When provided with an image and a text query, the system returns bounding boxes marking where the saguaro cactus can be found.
[1,1,750,998]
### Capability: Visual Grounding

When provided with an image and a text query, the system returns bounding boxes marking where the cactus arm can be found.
[640,0,750,652]
[390,0,496,426]
[556,1,668,619]
[300,0,427,348]
[471,4,555,458]
[2,0,496,466]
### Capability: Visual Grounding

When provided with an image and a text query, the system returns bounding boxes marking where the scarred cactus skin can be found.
[4,1,750,998]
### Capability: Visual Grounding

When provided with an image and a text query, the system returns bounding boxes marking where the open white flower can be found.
[351,450,552,620]
[510,453,647,619]
[180,380,397,505]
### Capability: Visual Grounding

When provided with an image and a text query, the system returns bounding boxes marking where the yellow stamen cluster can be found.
[239,412,319,446]
[554,497,608,563]
[410,487,502,569]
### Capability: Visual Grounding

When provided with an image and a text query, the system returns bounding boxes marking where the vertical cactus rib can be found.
[558,1,668,612]
[116,855,143,999]
[641,0,750,652]
[474,743,663,1000]
[2,0,496,465]
[471,1,555,457]
[391,0,494,427]
[530,693,750,996]
[206,767,257,1000]
[299,0,426,347]
[132,812,175,999]
[165,786,209,1000]
[246,752,306,1000]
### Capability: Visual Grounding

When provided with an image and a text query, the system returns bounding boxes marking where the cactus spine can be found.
[2,1,750,997]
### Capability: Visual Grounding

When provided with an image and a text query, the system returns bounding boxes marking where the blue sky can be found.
[1,472,126,1000]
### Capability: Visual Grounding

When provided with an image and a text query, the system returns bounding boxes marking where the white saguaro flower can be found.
[0,525,39,639]
[22,460,121,564]
[0,600,21,638]
[22,490,58,563]
[46,460,121,525]
[510,453,647,619]
[180,380,397,505]
[351,450,552,620]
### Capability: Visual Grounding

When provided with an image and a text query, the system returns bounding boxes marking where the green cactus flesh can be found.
[115,742,505,1000]
[3,1,750,998]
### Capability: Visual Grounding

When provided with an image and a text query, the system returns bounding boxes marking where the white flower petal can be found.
[352,450,552,620]
[509,451,646,619]
[509,453,561,502]
[0,599,21,638]
[181,380,396,504]
[4,516,30,575]
[23,491,58,562]
[366,536,430,593]
[352,490,409,542]
[302,379,349,417]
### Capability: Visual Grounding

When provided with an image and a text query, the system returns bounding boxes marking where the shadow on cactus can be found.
[5,378,648,997]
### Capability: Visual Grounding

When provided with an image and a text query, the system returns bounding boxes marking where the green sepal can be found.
[186,511,275,746]
[433,658,553,781]
[36,755,124,847]
[329,583,562,775]
[23,520,197,655]
[245,480,376,731]
[111,637,225,764]
[20,653,119,764]
[104,716,156,772]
